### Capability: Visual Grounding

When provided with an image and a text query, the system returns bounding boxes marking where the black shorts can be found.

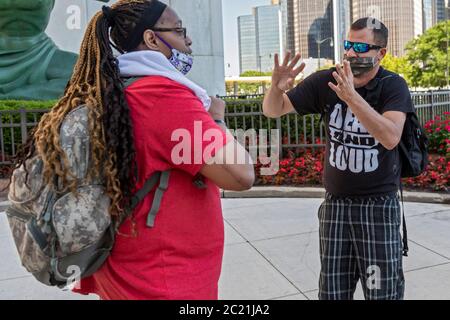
[318,193,405,300]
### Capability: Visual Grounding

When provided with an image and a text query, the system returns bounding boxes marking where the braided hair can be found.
[7,0,159,226]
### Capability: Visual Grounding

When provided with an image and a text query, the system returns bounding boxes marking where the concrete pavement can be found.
[0,198,449,300]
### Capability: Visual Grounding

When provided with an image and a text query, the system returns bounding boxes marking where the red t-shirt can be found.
[74,76,230,300]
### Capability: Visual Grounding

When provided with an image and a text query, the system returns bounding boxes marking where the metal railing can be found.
[223,90,450,158]
[0,90,449,164]
[411,91,450,124]
[0,109,47,164]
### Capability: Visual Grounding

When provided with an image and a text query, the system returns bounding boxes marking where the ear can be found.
[142,29,160,51]
[378,48,387,61]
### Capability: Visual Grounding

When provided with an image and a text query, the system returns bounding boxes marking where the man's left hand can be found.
[328,61,358,104]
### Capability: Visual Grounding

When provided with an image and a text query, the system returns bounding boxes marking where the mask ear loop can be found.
[155,33,174,51]
[110,40,125,54]
[375,49,384,66]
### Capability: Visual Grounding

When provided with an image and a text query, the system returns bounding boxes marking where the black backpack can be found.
[398,113,429,178]
[364,71,429,257]
[364,73,429,179]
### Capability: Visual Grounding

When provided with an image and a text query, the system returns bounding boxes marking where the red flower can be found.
[314,161,323,172]
[430,172,439,180]
[280,160,290,167]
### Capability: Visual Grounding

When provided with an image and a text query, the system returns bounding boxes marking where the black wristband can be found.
[214,119,226,126]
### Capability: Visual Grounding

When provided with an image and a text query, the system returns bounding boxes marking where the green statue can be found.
[0,0,108,101]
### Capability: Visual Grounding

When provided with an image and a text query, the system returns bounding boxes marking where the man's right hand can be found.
[272,52,305,92]
[263,52,304,118]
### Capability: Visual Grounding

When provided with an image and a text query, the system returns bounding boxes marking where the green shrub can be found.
[224,98,324,158]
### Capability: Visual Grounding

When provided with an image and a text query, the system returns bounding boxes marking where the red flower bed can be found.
[255,150,449,192]
[403,155,449,192]
[424,112,450,159]
[255,149,325,186]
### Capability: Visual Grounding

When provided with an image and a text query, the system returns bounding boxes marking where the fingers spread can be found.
[274,53,280,68]
[293,62,306,77]
[288,53,302,69]
[335,63,345,78]
[332,71,343,85]
[328,82,340,93]
[344,60,352,77]
[282,51,291,67]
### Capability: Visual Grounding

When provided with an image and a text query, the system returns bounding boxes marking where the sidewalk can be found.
[0,197,449,300]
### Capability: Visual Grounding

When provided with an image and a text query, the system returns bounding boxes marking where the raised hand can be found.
[208,96,226,121]
[271,52,305,92]
[328,60,357,104]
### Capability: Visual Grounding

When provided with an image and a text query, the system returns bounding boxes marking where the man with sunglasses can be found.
[263,17,414,300]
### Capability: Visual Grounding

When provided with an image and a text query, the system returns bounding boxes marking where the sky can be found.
[222,0,271,77]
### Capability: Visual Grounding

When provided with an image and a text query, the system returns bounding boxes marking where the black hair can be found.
[351,17,389,48]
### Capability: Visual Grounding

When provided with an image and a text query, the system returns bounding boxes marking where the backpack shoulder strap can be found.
[123,77,144,89]
[146,170,170,228]
[399,184,409,257]
[126,170,171,228]
[364,73,394,112]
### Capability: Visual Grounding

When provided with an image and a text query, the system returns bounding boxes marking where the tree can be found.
[403,20,450,88]
[381,53,412,85]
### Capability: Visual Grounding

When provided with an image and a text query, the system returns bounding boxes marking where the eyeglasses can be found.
[152,27,187,39]
[344,40,383,53]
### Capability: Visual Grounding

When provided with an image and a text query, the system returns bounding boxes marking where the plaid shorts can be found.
[318,192,405,300]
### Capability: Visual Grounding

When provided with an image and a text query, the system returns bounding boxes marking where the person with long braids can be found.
[9,0,254,300]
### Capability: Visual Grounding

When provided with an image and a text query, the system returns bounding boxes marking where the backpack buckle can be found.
[193,175,207,189]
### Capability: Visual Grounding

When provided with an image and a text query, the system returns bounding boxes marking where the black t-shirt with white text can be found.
[286,67,414,197]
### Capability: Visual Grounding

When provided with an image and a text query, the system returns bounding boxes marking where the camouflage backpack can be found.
[5,102,171,288]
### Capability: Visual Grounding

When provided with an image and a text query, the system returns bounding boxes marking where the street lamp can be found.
[316,37,334,69]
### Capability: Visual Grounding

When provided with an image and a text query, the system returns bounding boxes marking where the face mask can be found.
[344,55,377,77]
[156,34,193,75]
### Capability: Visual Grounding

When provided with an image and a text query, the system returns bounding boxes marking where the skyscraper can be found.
[281,0,350,64]
[255,5,283,72]
[447,0,450,19]
[447,0,450,20]
[351,0,423,56]
[238,14,257,73]
[435,0,447,22]
[423,0,447,31]
[280,0,300,55]
[238,3,282,74]
[285,0,335,61]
